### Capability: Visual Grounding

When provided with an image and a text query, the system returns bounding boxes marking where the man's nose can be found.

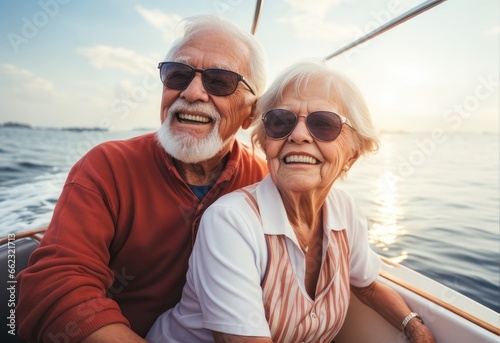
[180,72,209,102]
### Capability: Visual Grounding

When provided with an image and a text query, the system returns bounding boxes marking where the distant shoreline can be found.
[0,122,156,132]
[0,122,108,132]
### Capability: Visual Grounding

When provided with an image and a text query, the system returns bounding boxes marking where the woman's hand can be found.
[404,318,436,343]
[351,281,436,343]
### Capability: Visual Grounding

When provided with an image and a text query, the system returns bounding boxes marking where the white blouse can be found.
[146,175,381,343]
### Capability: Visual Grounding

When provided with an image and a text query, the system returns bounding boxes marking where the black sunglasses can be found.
[158,61,255,96]
[262,109,353,142]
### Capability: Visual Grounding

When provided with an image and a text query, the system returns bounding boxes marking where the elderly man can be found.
[16,14,268,343]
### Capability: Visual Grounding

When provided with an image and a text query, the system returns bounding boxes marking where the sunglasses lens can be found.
[263,110,345,141]
[263,109,297,139]
[159,63,241,96]
[160,63,193,90]
[307,111,342,141]
[203,69,239,96]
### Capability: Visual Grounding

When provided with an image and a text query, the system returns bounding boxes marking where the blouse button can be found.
[311,312,317,319]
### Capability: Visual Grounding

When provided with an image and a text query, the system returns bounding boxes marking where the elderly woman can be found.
[147,59,435,343]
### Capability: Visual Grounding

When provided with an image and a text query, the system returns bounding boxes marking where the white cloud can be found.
[0,63,112,129]
[135,5,183,44]
[485,25,500,36]
[2,64,55,94]
[279,0,358,41]
[278,15,357,42]
[283,0,344,16]
[78,45,157,74]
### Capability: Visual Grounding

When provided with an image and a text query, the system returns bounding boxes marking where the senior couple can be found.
[16,13,435,343]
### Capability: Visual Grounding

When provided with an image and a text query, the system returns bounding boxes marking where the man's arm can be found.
[213,332,272,343]
[16,150,129,342]
[81,324,147,343]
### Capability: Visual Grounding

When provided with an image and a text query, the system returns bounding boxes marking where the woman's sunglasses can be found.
[262,109,353,142]
[158,62,255,96]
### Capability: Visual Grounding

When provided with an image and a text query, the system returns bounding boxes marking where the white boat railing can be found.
[379,257,500,337]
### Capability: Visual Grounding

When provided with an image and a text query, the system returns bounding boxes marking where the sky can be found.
[0,0,498,133]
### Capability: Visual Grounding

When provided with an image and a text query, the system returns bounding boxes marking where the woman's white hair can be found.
[163,13,268,96]
[251,58,379,156]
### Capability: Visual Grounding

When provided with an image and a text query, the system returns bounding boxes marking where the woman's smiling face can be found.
[264,78,356,195]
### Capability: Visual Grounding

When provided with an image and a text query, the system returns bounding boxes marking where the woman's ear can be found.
[348,151,359,166]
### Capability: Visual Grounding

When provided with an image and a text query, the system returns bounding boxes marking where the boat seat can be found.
[0,236,40,343]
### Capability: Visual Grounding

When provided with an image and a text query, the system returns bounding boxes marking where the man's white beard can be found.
[156,99,227,163]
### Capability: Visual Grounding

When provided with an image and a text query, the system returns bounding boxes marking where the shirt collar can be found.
[255,175,345,238]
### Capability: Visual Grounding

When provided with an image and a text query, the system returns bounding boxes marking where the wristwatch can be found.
[401,312,424,333]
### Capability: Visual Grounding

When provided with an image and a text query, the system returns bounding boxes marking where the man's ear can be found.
[241,102,257,130]
[241,115,253,129]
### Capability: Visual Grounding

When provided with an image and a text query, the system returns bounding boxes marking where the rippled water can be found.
[0,127,498,312]
[336,132,499,312]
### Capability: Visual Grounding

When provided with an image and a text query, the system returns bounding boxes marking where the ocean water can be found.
[0,127,499,313]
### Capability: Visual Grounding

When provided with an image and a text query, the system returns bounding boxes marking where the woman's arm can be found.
[351,280,436,343]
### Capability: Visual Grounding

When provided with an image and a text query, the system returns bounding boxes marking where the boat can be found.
[1,0,498,342]
[337,259,500,342]
[318,1,500,340]
[1,229,45,343]
[1,228,498,342]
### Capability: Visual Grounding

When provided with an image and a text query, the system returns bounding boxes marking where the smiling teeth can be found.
[178,113,210,123]
[285,155,318,164]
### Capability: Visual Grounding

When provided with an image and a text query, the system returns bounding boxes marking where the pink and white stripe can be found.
[261,230,351,343]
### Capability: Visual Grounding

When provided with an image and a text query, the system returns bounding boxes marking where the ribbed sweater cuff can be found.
[42,299,129,343]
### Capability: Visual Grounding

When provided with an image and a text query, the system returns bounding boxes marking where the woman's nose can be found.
[288,116,313,143]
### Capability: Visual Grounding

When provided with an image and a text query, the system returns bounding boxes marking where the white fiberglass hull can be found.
[336,257,499,343]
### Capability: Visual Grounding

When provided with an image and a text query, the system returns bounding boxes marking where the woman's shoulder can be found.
[212,182,260,208]
[198,183,268,263]
[325,187,366,231]
[328,186,356,207]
